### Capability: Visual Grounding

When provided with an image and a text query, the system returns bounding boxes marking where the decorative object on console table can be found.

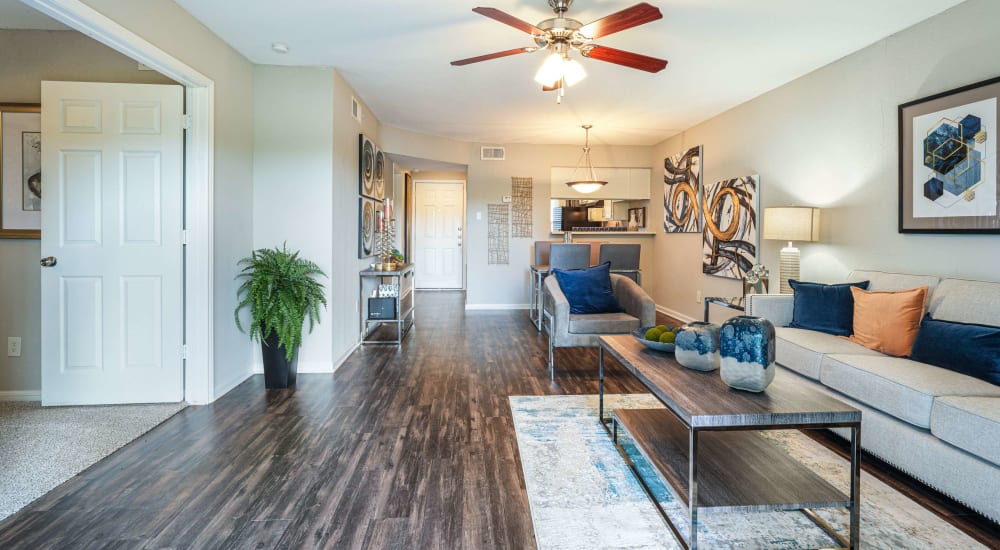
[234,245,327,389]
[720,315,776,392]
[898,75,1000,234]
[674,321,720,371]
[702,175,759,279]
[663,144,702,233]
[0,104,42,238]
[763,206,820,294]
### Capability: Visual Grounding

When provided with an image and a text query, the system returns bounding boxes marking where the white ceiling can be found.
[0,0,69,30]
[175,0,963,146]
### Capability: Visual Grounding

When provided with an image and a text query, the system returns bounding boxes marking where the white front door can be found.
[414,181,464,289]
[40,81,184,406]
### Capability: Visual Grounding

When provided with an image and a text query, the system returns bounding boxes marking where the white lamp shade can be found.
[534,53,564,87]
[763,206,821,242]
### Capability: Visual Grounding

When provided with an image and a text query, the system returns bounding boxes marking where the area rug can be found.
[509,394,984,550]
[0,400,186,520]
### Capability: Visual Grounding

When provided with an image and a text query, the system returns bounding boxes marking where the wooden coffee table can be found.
[598,335,861,550]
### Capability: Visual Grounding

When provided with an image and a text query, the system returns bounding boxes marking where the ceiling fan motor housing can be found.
[548,0,574,15]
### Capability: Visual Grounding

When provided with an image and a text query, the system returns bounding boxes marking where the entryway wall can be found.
[0,28,175,398]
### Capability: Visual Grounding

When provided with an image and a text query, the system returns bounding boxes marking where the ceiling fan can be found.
[451,1,667,100]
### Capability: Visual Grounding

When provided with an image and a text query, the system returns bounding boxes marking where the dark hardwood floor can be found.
[0,291,996,549]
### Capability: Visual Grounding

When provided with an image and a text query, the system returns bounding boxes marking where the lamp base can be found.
[779,243,800,294]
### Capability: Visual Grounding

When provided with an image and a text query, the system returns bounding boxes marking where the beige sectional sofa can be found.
[746,270,1000,524]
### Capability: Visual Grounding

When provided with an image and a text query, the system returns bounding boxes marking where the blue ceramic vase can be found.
[720,315,776,392]
[674,322,720,372]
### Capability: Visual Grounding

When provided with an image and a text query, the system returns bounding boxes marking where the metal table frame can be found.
[360,264,415,346]
[702,296,745,322]
[598,343,861,550]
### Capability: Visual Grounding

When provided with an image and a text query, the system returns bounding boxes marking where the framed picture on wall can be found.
[899,75,1000,233]
[627,206,646,229]
[0,104,42,238]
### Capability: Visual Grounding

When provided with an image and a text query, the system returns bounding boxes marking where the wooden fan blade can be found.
[451,47,536,66]
[579,2,662,39]
[582,45,667,73]
[542,81,563,92]
[472,7,543,35]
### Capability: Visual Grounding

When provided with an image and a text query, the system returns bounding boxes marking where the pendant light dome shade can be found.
[566,125,607,194]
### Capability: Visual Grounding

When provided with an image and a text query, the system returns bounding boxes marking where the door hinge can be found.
[182,114,192,130]
[181,344,189,360]
[182,229,189,246]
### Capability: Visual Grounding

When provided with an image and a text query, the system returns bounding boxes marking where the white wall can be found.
[252,66,334,371]
[649,0,1000,321]
[79,0,256,397]
[0,29,174,394]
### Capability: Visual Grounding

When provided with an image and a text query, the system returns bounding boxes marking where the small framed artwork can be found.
[899,76,1000,233]
[359,196,375,258]
[1,104,42,238]
[627,206,646,229]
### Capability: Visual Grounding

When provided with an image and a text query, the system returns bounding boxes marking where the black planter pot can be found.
[261,329,298,389]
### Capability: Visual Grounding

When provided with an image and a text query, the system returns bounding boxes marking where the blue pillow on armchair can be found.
[910,316,1000,385]
[789,279,870,336]
[552,262,624,315]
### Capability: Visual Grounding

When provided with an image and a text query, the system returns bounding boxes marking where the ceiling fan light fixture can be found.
[565,125,607,194]
[534,53,565,87]
[562,58,586,86]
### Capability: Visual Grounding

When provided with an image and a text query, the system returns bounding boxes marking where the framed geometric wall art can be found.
[899,76,1000,233]
[0,104,42,238]
[359,134,376,199]
[702,175,759,279]
[374,146,386,200]
[359,196,376,258]
[663,144,702,233]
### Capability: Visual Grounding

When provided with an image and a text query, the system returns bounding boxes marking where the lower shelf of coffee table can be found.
[612,408,850,513]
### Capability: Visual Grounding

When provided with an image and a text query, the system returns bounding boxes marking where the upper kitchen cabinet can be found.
[550,167,651,200]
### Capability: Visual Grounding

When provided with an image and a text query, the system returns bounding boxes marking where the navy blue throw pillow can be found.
[910,316,1000,385]
[789,280,870,336]
[552,262,624,315]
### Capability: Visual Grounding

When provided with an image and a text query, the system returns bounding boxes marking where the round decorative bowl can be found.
[631,326,676,352]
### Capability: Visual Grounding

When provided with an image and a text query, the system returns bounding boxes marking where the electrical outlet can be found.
[695,290,703,304]
[7,337,21,357]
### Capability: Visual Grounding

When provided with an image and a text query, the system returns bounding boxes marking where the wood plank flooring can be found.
[0,291,996,549]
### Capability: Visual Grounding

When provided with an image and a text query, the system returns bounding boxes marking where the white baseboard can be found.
[0,390,41,402]
[333,342,360,374]
[214,369,254,400]
[465,303,530,310]
[656,304,697,324]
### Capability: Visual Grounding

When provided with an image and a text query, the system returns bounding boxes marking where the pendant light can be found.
[566,125,607,194]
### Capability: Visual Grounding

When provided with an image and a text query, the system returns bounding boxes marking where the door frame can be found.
[24,0,216,404]
[413,179,466,290]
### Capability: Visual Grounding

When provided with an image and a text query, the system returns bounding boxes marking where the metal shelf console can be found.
[360,263,414,346]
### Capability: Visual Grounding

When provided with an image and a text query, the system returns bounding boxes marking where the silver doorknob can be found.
[40,256,57,267]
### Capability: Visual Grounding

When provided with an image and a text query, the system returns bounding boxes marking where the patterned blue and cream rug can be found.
[509,394,984,550]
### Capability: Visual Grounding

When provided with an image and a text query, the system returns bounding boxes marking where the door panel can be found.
[41,81,184,406]
[414,182,464,289]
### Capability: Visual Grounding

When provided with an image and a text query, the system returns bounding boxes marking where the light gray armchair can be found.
[543,273,656,379]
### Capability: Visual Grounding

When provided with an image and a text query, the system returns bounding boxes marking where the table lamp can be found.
[763,206,821,294]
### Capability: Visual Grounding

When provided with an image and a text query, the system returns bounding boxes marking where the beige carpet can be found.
[0,400,186,520]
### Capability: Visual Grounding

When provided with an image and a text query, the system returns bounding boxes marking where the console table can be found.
[359,263,414,345]
[598,335,861,549]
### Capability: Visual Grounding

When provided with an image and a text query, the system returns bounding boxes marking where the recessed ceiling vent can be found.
[481,146,506,161]
[351,96,362,124]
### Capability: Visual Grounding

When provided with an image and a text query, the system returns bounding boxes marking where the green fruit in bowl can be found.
[655,325,668,332]
[644,328,663,341]
[659,331,676,344]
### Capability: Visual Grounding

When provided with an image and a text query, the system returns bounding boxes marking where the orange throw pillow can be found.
[848,286,928,357]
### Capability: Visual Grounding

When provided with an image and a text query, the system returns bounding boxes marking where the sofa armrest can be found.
[745,293,794,327]
[612,274,656,327]
[543,275,570,329]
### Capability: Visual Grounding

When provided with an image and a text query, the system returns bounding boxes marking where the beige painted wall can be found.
[79,0,256,396]
[648,0,1000,322]
[0,29,174,394]
[380,126,655,307]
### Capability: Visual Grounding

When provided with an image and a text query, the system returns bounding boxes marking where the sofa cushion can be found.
[931,396,1000,465]
[568,313,639,334]
[552,262,623,315]
[847,270,940,297]
[819,354,1000,428]
[928,278,1000,327]
[775,327,882,380]
[848,286,927,357]
[788,279,870,336]
[910,317,1000,385]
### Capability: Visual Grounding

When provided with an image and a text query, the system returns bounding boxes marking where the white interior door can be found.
[414,181,464,289]
[40,81,184,406]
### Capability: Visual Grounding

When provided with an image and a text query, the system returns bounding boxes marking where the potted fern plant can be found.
[234,244,327,389]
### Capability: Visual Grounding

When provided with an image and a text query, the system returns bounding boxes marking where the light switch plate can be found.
[502,195,512,203]
[7,337,21,357]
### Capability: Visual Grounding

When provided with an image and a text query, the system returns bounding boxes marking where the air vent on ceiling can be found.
[481,146,505,161]
[351,96,362,124]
